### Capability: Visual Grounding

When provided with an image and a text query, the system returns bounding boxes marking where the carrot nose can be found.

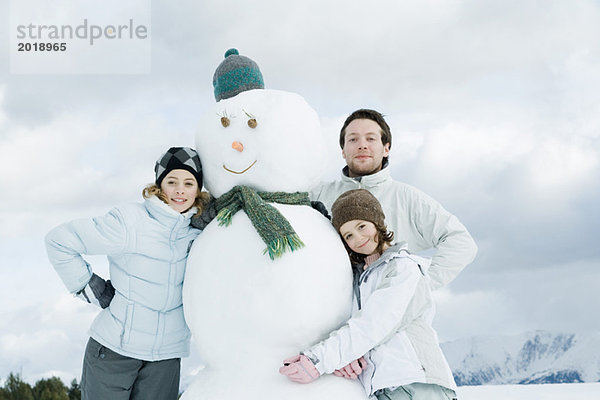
[232,141,244,152]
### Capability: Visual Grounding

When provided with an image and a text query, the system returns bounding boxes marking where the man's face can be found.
[342,119,390,177]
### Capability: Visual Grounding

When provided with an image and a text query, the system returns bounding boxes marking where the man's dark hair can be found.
[339,109,392,151]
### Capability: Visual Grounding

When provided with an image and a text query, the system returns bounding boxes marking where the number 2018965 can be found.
[18,42,67,51]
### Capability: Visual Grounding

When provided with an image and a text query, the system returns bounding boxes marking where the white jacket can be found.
[303,244,457,397]
[310,166,477,290]
[46,196,199,361]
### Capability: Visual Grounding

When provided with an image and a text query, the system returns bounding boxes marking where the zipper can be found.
[353,268,362,310]
[368,352,377,396]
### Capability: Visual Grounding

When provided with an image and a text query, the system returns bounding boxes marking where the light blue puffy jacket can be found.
[45,196,200,361]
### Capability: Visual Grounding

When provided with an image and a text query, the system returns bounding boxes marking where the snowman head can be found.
[196,50,325,197]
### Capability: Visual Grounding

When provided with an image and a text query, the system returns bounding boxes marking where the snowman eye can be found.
[243,109,257,129]
[217,111,231,127]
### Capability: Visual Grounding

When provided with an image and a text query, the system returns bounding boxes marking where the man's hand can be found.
[311,201,331,220]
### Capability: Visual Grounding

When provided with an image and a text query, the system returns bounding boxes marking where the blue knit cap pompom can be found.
[213,48,264,102]
[224,48,239,57]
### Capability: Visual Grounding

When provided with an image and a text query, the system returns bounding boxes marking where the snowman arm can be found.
[305,258,421,374]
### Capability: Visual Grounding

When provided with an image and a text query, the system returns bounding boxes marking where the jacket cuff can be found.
[301,350,325,375]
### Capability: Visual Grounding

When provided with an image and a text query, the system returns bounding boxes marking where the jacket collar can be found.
[145,196,197,227]
[359,242,411,282]
[360,242,433,284]
[341,163,392,188]
[363,242,408,269]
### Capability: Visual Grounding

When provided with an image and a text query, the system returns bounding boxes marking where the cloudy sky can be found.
[1,0,599,386]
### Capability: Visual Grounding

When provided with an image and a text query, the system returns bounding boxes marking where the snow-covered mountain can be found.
[441,331,600,385]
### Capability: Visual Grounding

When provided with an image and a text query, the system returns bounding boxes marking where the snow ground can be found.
[456,382,600,400]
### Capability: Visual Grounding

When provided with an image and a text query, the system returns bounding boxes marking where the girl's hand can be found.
[333,356,366,380]
[279,354,320,384]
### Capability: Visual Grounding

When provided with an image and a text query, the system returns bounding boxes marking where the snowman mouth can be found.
[223,160,257,174]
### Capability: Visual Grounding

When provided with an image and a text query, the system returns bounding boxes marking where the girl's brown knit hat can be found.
[331,189,386,231]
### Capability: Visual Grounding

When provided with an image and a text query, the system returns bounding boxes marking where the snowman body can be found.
[181,90,365,399]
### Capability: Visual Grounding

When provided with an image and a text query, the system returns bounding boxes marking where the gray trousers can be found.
[81,338,180,400]
[376,383,458,400]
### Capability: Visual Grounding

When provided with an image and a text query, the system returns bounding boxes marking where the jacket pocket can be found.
[120,303,134,345]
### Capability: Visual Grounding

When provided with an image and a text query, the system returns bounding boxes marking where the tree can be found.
[1,373,34,400]
[67,379,81,400]
[32,377,68,400]
[0,373,81,400]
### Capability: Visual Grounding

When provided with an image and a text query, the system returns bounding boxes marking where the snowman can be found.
[181,49,365,399]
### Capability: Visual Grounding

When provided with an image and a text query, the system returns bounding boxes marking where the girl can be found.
[46,147,209,400]
[279,189,458,400]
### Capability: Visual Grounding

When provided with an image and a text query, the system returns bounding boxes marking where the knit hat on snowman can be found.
[213,48,265,101]
[210,49,311,260]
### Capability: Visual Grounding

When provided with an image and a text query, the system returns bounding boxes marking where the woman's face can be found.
[339,219,379,256]
[160,169,198,213]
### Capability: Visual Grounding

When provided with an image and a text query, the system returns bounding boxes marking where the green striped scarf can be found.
[215,185,312,260]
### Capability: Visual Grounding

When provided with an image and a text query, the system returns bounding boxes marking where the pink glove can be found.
[279,354,320,384]
[333,357,366,379]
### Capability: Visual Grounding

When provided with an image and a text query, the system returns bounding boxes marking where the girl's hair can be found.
[142,184,211,217]
[343,221,394,266]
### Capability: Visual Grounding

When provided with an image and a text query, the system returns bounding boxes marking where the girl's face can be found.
[160,169,199,213]
[339,219,379,256]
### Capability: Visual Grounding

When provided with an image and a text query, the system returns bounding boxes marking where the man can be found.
[311,109,477,290]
